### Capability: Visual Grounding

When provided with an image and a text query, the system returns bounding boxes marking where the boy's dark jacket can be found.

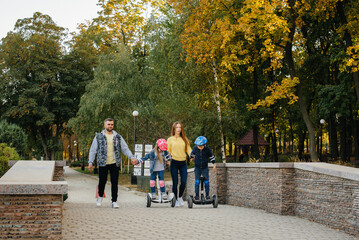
[190,146,215,169]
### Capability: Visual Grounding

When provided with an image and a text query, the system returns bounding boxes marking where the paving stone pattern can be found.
[62,167,357,240]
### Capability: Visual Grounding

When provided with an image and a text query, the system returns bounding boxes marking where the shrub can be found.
[0,121,28,157]
[0,143,21,177]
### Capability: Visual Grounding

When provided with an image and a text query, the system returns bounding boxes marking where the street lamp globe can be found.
[132,110,139,117]
[320,119,325,124]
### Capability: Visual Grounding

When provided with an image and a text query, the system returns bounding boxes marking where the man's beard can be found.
[106,128,113,132]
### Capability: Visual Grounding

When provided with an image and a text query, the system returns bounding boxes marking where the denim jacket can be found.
[88,130,134,167]
[138,149,171,174]
[190,145,215,169]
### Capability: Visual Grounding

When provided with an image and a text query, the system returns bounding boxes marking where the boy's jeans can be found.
[194,167,209,197]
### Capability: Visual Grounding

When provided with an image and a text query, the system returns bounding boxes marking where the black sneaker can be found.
[206,195,211,200]
[194,196,199,201]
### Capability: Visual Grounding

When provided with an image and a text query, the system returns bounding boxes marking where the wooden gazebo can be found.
[235,130,269,161]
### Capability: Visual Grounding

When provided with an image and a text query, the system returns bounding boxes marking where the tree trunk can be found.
[316,129,320,157]
[278,130,282,154]
[234,145,237,161]
[253,125,259,159]
[339,117,348,162]
[38,129,49,160]
[290,121,294,152]
[286,0,318,162]
[298,130,306,160]
[271,110,278,161]
[283,127,287,153]
[212,59,226,163]
[252,69,259,159]
[354,120,359,167]
[329,116,339,161]
[265,134,270,160]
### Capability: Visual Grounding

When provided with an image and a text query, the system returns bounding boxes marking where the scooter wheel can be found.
[146,193,151,208]
[187,195,193,208]
[213,194,218,208]
[171,196,176,207]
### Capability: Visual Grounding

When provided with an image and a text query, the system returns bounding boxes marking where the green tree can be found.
[0,121,28,157]
[0,12,91,159]
[68,44,146,148]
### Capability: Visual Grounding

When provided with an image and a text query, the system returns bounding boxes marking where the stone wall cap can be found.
[225,162,294,168]
[1,161,55,182]
[8,160,66,167]
[0,181,68,194]
[294,162,359,181]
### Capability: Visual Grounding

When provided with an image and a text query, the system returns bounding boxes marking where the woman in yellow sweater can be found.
[167,121,192,206]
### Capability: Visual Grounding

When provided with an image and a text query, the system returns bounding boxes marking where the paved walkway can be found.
[62,167,357,240]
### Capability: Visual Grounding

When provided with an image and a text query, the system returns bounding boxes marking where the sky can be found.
[0,0,101,39]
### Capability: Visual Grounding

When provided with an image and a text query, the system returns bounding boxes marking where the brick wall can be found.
[0,194,63,239]
[188,162,359,237]
[1,161,67,239]
[226,167,286,214]
[294,169,359,236]
[54,166,64,181]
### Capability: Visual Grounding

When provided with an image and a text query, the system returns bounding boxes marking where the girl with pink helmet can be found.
[134,139,171,199]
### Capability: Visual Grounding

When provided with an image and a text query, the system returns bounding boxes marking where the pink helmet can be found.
[156,139,168,151]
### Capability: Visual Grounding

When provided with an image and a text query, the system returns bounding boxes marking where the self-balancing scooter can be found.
[187,176,218,208]
[146,175,176,207]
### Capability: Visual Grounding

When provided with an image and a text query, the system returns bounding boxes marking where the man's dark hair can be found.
[104,118,114,124]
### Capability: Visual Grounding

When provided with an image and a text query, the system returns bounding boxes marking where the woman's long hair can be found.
[171,121,190,151]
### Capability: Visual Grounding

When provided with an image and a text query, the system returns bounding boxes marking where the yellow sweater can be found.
[167,136,192,161]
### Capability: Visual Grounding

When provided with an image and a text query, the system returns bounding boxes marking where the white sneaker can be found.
[175,200,180,207]
[161,193,167,200]
[178,197,184,206]
[151,193,157,199]
[112,202,119,208]
[96,197,103,207]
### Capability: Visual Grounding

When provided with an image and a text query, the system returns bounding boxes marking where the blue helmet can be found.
[194,136,207,146]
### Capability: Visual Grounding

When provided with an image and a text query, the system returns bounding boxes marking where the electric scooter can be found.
[146,175,176,207]
[187,176,218,208]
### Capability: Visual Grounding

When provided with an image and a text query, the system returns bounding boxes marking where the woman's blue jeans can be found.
[170,160,187,199]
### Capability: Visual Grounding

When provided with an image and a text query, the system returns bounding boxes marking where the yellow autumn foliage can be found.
[247,77,300,110]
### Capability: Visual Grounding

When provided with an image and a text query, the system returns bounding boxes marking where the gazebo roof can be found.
[236,130,269,146]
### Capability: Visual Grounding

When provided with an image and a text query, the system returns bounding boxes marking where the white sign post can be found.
[144,145,152,176]
[134,144,143,176]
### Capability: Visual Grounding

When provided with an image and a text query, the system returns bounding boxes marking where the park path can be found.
[62,167,357,240]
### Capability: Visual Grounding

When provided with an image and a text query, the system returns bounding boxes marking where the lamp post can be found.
[67,145,71,164]
[276,129,280,153]
[131,110,139,184]
[320,119,325,160]
[133,110,139,152]
[74,140,77,162]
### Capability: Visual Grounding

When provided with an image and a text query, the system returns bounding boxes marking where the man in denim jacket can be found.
[88,118,137,208]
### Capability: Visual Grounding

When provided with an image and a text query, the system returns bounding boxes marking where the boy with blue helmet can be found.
[190,136,216,200]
